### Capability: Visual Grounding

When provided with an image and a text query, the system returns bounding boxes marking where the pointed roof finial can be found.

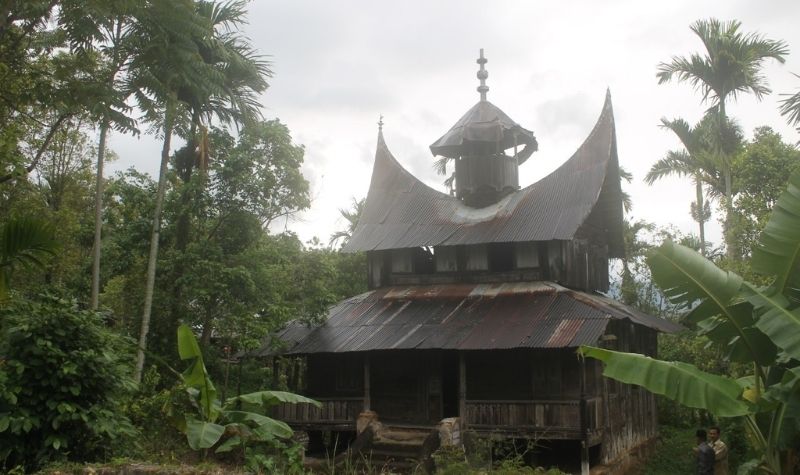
[378,114,384,132]
[477,48,489,102]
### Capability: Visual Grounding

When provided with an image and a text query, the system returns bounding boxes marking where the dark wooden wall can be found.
[598,320,658,464]
[463,349,586,401]
[306,353,364,398]
[367,239,609,292]
[300,324,660,464]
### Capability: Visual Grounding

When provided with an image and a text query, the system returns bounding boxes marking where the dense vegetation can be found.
[0,1,365,472]
[609,19,800,475]
[0,2,799,474]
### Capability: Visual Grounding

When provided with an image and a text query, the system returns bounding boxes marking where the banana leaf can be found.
[752,170,800,296]
[177,324,219,422]
[225,390,321,409]
[185,417,225,450]
[226,411,293,439]
[743,283,800,361]
[647,240,742,323]
[648,241,774,366]
[215,435,242,453]
[579,346,751,417]
[695,304,777,366]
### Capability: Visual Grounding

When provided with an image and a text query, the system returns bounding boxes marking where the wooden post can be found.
[364,352,371,411]
[580,354,590,475]
[459,352,466,428]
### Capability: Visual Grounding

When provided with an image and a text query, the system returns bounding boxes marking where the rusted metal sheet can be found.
[270,282,680,356]
[343,91,624,258]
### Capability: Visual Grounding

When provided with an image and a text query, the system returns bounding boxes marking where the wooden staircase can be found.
[348,424,439,472]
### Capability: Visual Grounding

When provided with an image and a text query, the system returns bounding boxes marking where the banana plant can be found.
[581,170,800,474]
[175,324,320,452]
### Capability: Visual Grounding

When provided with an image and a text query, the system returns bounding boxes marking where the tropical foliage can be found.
[656,18,788,259]
[172,324,319,454]
[780,74,800,137]
[582,170,800,473]
[0,295,137,472]
[646,114,748,253]
[0,216,58,300]
[329,197,365,248]
[0,0,365,470]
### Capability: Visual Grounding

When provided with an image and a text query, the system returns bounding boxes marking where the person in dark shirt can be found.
[694,429,715,475]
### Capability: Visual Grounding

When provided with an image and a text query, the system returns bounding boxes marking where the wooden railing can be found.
[273,397,363,425]
[465,398,601,432]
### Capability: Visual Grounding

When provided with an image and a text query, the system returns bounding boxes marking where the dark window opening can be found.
[413,247,435,274]
[488,243,514,272]
[442,352,459,418]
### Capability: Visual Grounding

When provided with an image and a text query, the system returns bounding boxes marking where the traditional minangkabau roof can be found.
[261,282,682,356]
[343,90,625,257]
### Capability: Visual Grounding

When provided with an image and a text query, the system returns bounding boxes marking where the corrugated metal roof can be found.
[343,90,625,257]
[262,282,682,356]
[429,100,538,163]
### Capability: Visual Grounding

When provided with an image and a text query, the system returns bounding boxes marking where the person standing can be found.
[695,429,715,475]
[708,426,729,475]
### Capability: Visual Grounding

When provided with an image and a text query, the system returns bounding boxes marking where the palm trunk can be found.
[90,120,109,310]
[694,176,706,256]
[90,18,126,310]
[718,100,737,261]
[134,106,175,383]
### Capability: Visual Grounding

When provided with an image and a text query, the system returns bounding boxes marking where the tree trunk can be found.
[200,316,213,347]
[695,176,706,256]
[134,107,174,383]
[0,113,71,184]
[718,100,737,261]
[90,120,109,310]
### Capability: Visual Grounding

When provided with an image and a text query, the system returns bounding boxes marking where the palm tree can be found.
[779,73,800,138]
[656,18,788,258]
[89,3,145,310]
[0,216,59,301]
[646,116,728,254]
[173,0,271,253]
[329,197,365,248]
[127,0,270,382]
[126,0,210,382]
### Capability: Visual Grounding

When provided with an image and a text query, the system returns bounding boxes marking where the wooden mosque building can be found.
[266,51,680,472]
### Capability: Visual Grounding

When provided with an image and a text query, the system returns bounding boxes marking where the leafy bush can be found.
[432,444,471,475]
[0,294,137,471]
[432,435,568,475]
[121,366,192,463]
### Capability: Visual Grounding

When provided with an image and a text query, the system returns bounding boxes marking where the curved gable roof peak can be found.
[343,91,623,256]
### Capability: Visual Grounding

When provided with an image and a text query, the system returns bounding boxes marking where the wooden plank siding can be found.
[598,321,659,463]
[465,398,601,435]
[272,397,363,428]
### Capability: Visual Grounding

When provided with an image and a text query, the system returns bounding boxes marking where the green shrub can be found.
[0,294,137,471]
[432,444,470,475]
[122,366,192,463]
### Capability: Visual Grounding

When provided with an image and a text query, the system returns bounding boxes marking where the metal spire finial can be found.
[476,48,489,102]
[378,114,384,132]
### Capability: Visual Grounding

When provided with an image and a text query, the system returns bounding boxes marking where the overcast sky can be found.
[107,0,800,249]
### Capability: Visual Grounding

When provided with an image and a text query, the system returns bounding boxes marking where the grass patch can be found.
[642,425,696,475]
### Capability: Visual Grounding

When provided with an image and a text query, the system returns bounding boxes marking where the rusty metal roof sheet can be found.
[265,282,682,356]
[343,90,625,257]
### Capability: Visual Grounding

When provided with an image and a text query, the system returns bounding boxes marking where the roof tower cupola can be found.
[430,49,538,208]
